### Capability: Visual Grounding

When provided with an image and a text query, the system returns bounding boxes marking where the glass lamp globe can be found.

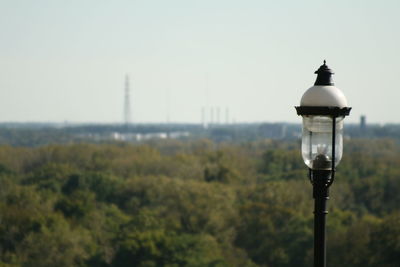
[301,115,344,170]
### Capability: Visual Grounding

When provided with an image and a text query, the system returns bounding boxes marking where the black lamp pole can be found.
[312,168,331,267]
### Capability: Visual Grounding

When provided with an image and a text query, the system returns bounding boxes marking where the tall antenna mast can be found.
[124,75,132,125]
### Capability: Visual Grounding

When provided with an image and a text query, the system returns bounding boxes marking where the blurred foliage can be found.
[0,138,399,266]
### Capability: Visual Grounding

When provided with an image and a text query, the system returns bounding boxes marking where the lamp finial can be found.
[314,61,334,86]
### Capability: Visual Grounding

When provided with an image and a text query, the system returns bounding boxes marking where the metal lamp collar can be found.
[295,106,351,117]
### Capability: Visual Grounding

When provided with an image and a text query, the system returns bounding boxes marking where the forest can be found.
[0,138,399,267]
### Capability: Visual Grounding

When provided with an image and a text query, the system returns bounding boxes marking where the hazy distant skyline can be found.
[1,0,399,124]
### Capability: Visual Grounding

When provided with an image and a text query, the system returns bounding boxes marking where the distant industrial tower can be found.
[124,75,132,125]
[360,115,366,130]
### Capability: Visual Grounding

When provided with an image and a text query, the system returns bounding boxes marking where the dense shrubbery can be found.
[0,139,399,266]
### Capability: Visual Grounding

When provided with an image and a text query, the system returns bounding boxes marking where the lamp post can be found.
[295,61,351,267]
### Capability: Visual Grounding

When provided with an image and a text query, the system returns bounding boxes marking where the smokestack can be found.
[225,107,230,124]
[201,106,208,129]
[124,75,132,125]
[210,107,214,126]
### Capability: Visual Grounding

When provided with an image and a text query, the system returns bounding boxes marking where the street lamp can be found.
[295,61,351,267]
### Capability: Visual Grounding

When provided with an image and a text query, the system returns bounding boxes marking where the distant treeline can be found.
[1,122,400,146]
[0,139,399,266]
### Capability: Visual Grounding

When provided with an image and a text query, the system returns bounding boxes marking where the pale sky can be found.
[0,0,399,124]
